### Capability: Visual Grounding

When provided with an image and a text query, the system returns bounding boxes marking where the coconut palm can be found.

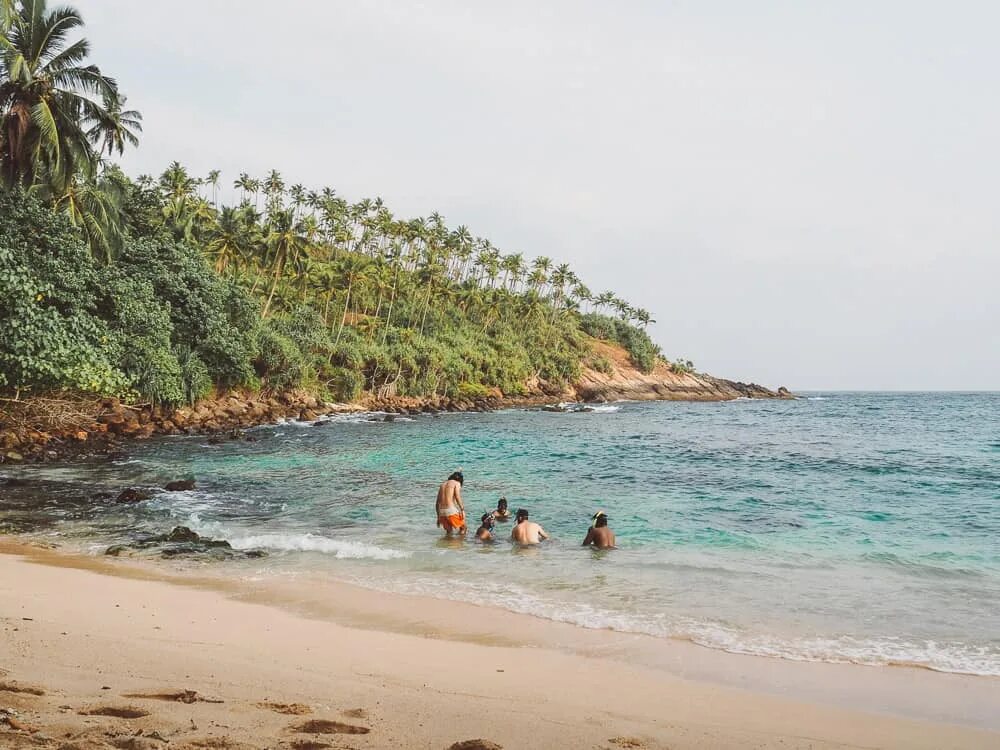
[0,0,129,190]
[86,93,141,156]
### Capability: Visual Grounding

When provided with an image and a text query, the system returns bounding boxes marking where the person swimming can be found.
[582,510,616,549]
[475,512,496,541]
[510,508,549,544]
[435,470,467,535]
[494,496,511,521]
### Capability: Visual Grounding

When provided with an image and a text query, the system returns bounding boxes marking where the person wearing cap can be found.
[582,510,616,549]
[475,512,496,541]
[436,470,467,535]
[510,508,549,544]
[494,496,511,521]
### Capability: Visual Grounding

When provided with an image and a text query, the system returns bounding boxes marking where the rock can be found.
[448,741,503,750]
[163,526,201,543]
[105,545,128,556]
[2,476,30,487]
[383,415,396,423]
[164,479,196,492]
[115,488,153,504]
[300,409,318,421]
[4,451,24,462]
[312,420,331,427]
[73,430,88,441]
[206,435,224,445]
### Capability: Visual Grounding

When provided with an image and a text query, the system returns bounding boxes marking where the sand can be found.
[1,542,997,750]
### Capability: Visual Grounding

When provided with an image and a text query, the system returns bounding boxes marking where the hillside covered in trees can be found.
[0,0,691,411]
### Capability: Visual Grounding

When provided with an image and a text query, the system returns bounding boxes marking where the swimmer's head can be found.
[480,512,495,529]
[498,497,508,510]
[448,470,464,485]
[516,508,529,522]
[592,510,609,528]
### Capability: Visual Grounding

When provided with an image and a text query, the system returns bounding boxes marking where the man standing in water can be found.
[511,508,549,544]
[436,470,466,535]
[582,510,616,548]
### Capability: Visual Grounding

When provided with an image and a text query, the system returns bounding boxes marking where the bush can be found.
[0,190,126,394]
[326,367,363,402]
[255,325,306,389]
[580,313,660,374]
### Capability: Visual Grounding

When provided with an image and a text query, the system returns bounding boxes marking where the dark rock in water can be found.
[206,436,224,445]
[90,491,114,501]
[383,414,396,423]
[577,406,595,413]
[116,488,153,504]
[245,435,258,442]
[312,420,331,427]
[105,545,128,556]
[2,476,30,487]
[541,405,566,413]
[164,479,196,492]
[105,451,129,462]
[164,526,201,543]
[244,549,268,559]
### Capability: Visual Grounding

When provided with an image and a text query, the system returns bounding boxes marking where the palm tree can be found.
[234,172,253,203]
[205,169,220,206]
[1,0,129,190]
[335,254,370,344]
[261,207,308,318]
[51,168,125,262]
[86,93,142,156]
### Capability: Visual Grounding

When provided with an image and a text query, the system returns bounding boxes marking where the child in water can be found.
[475,512,496,541]
[494,496,511,521]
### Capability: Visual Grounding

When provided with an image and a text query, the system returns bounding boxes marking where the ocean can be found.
[2,392,998,675]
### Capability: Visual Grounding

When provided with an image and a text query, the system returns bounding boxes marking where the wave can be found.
[352,576,1000,676]
[224,532,411,560]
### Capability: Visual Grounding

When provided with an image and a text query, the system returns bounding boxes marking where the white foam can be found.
[224,532,411,560]
[350,576,1000,676]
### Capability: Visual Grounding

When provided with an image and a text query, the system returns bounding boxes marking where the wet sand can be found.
[1,541,997,749]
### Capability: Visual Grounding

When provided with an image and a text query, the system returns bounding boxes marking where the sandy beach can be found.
[1,541,997,750]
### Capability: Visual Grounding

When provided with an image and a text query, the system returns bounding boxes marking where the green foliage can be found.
[671,358,696,375]
[580,313,661,374]
[0,189,125,394]
[586,354,614,375]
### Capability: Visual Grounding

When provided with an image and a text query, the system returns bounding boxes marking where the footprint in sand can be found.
[288,742,333,750]
[78,706,151,719]
[341,708,367,719]
[256,701,312,715]
[123,689,224,704]
[0,680,45,696]
[607,738,647,749]
[291,718,370,735]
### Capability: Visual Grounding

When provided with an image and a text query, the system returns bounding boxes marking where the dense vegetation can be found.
[1,0,681,406]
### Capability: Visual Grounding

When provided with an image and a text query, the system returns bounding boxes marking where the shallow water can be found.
[3,393,999,675]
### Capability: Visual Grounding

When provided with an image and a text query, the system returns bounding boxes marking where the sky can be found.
[79,1,999,390]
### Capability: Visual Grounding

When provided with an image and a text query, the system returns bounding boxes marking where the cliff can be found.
[569,339,791,402]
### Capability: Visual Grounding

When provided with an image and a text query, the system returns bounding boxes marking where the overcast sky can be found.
[80,1,999,390]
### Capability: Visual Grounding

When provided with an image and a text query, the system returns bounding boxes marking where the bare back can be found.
[436,479,463,515]
[583,526,616,549]
[511,520,548,544]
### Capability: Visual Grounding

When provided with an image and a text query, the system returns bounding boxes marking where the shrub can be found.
[0,190,126,394]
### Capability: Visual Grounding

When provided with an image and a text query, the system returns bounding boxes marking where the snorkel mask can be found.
[481,512,496,530]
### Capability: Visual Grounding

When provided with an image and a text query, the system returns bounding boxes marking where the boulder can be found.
[163,526,201,543]
[116,488,153,504]
[163,479,196,492]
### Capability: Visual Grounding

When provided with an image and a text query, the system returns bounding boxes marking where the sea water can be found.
[3,393,998,675]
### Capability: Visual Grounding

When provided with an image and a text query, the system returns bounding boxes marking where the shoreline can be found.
[1,338,791,465]
[1,539,998,750]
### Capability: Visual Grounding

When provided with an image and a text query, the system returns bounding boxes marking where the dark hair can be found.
[481,512,493,525]
[595,515,608,527]
[498,497,508,508]
[448,471,464,485]
[516,508,529,520]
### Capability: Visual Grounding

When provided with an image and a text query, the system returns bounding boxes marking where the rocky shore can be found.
[0,342,792,464]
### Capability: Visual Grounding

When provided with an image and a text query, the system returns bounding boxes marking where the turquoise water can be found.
[3,393,999,674]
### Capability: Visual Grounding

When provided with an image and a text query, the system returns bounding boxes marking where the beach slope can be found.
[1,546,996,750]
